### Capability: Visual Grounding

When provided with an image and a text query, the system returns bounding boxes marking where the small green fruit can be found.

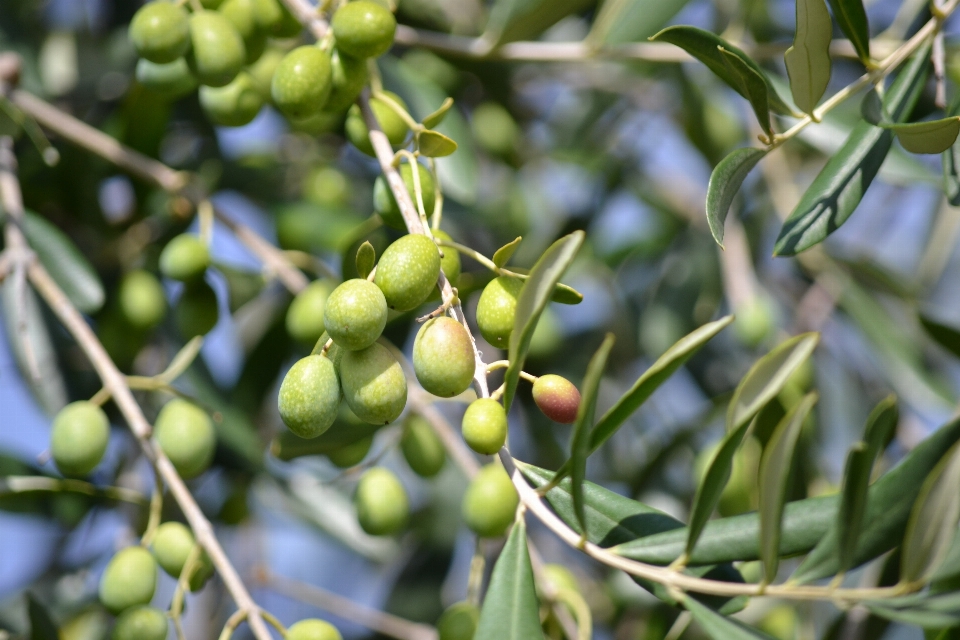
[331,1,396,59]
[187,11,246,87]
[461,398,507,455]
[136,58,198,99]
[287,109,344,135]
[542,564,579,594]
[344,92,409,156]
[112,606,168,640]
[531,374,580,424]
[340,342,407,425]
[437,602,479,640]
[251,0,283,31]
[475,276,523,348]
[200,71,264,126]
[200,0,224,7]
[355,467,409,535]
[159,234,209,282]
[271,45,332,119]
[413,317,474,397]
[372,163,435,230]
[218,0,267,63]
[471,102,519,158]
[117,270,166,330]
[51,401,110,477]
[462,463,518,538]
[324,49,369,113]
[245,45,284,98]
[323,279,387,351]
[129,2,190,64]
[734,297,775,347]
[154,399,217,479]
[303,166,349,207]
[374,234,441,312]
[150,522,214,590]
[271,1,302,36]
[433,230,461,287]
[278,355,341,438]
[286,618,343,640]
[99,547,157,614]
[400,414,445,477]
[286,280,334,345]
[326,435,373,468]
[174,280,219,337]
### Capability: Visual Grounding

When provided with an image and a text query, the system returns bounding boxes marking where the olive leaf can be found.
[718,46,773,137]
[422,97,454,129]
[418,129,458,157]
[356,241,376,280]
[483,0,593,46]
[826,0,871,64]
[550,282,583,305]
[475,520,544,640]
[881,117,960,155]
[866,591,960,629]
[943,93,960,205]
[920,315,960,359]
[28,593,59,640]
[706,148,767,246]
[493,237,522,268]
[588,0,693,45]
[784,0,832,115]
[684,594,777,639]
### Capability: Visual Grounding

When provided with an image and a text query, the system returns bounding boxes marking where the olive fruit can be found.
[98,546,157,614]
[159,234,209,282]
[246,45,284,98]
[51,401,110,477]
[287,619,343,640]
[323,279,387,351]
[303,166,349,207]
[324,49,369,113]
[174,280,219,337]
[400,415,445,477]
[271,45,332,119]
[327,435,373,468]
[200,0,224,7]
[331,1,396,59]
[354,467,408,535]
[278,355,341,438]
[150,522,214,590]
[344,92,409,156]
[286,280,333,345]
[433,229,461,287]
[734,297,775,347]
[287,109,344,135]
[461,463,518,538]
[531,374,581,424]
[117,270,166,331]
[218,0,258,44]
[154,399,216,479]
[471,102,520,158]
[461,398,507,455]
[437,602,479,640]
[112,606,168,640]
[475,276,523,348]
[374,234,441,312]
[200,71,264,126]
[251,0,283,31]
[136,58,198,99]
[340,342,407,425]
[542,564,579,594]
[187,11,246,87]
[372,163,435,230]
[413,317,474,397]
[271,1,302,37]
[129,2,190,64]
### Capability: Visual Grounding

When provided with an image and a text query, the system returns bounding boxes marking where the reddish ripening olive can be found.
[475,276,523,348]
[413,317,474,398]
[200,71,264,126]
[437,602,479,640]
[323,279,388,351]
[372,163,436,230]
[354,467,409,535]
[340,342,407,425]
[51,401,110,477]
[154,399,217,479]
[461,398,507,455]
[331,1,396,59]
[344,92,409,156]
[129,1,190,64]
[278,355,341,438]
[99,546,157,614]
[271,45,332,119]
[286,619,343,640]
[461,463,518,538]
[531,374,581,424]
[187,11,246,87]
[374,234,441,312]
[400,414,445,477]
[112,606,168,640]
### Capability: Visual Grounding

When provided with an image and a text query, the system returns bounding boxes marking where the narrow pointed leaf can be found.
[784,0,832,114]
[866,592,960,629]
[356,241,376,280]
[684,594,777,639]
[493,237,522,268]
[943,94,960,205]
[504,231,584,412]
[483,0,593,46]
[22,211,105,313]
[706,148,767,245]
[759,392,818,582]
[920,315,960,359]
[718,47,772,136]
[28,593,59,640]
[882,117,960,154]
[475,520,544,640]
[826,0,870,64]
[419,129,458,157]
[588,0,693,45]
[422,97,454,129]
[550,282,583,305]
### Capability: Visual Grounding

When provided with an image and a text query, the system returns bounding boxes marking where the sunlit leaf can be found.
[550,282,583,305]
[901,440,960,583]
[784,0,832,114]
[588,0,693,45]
[356,241,376,280]
[418,129,459,157]
[684,593,777,639]
[826,0,870,64]
[483,0,594,46]
[22,211,104,313]
[493,237,522,268]
[422,97,454,129]
[475,520,544,640]
[882,117,960,155]
[706,148,767,245]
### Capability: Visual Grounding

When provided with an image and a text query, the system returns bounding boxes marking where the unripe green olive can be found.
[287,618,343,640]
[129,2,190,64]
[51,401,110,477]
[433,230,461,287]
[99,546,157,614]
[437,602,479,640]
[303,166,349,207]
[271,1,303,36]
[327,434,373,468]
[323,279,387,351]
[251,0,283,31]
[531,374,580,424]
[331,1,396,59]
[117,270,166,331]
[340,342,407,424]
[245,45,284,98]
[286,280,334,345]
[475,276,523,348]
[159,234,209,282]
[374,234,441,312]
[400,414,445,477]
[149,522,214,590]
[287,110,344,135]
[200,0,224,7]
[345,92,409,156]
[461,463,518,538]
[271,45,332,119]
[355,467,409,535]
[372,163,435,230]
[200,71,264,126]
[461,398,507,455]
[174,280,219,337]
[136,58,198,99]
[734,297,775,347]
[471,102,519,158]
[218,0,267,64]
[278,355,341,438]
[112,606,168,640]
[324,49,369,113]
[541,564,579,594]
[413,317,474,397]
[187,11,246,87]
[154,399,217,479]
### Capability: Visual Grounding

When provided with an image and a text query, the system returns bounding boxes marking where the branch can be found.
[0,475,147,505]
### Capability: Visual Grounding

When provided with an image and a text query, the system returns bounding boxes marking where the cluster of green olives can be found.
[159,233,220,338]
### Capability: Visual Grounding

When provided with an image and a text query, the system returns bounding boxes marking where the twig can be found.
[0,475,147,504]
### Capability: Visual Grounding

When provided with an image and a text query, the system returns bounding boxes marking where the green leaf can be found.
[570,333,616,532]
[493,237,522,268]
[706,148,767,245]
[784,0,832,114]
[773,43,931,256]
[901,439,960,583]
[483,0,595,46]
[28,593,59,640]
[943,94,960,205]
[418,129,459,157]
[718,47,773,136]
[920,315,960,359]
[550,282,583,305]
[504,231,584,412]
[882,117,960,154]
[826,0,870,64]
[588,0,693,45]
[475,520,544,640]
[356,241,376,280]
[684,594,777,639]
[22,211,105,313]
[866,592,960,629]
[759,392,818,583]
[422,97,454,129]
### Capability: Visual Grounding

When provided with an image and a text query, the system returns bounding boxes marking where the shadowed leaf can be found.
[901,440,960,583]
[784,0,832,114]
[826,0,870,63]
[920,315,960,359]
[706,148,767,245]
[684,594,777,639]
[22,211,104,314]
[718,47,773,136]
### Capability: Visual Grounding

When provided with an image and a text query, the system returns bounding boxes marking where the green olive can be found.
[374,234,441,312]
[400,414,445,477]
[340,342,407,425]
[99,546,157,614]
[174,280,219,337]
[271,45,332,119]
[271,1,303,37]
[250,0,283,31]
[287,109,344,135]
[154,399,217,479]
[331,1,396,59]
[734,297,775,347]
[323,279,387,351]
[303,166,349,207]
[437,602,479,640]
[471,102,520,158]
[129,2,190,64]
[187,11,246,87]
[433,230,461,287]
[245,45,284,98]
[218,0,268,64]
[136,58,197,99]
[354,467,409,535]
[200,71,264,126]
[117,270,166,331]
[372,163,435,230]
[286,618,343,640]
[149,521,214,590]
[51,401,110,477]
[413,317,474,397]
[278,355,341,438]
[286,280,334,345]
[461,398,507,455]
[159,234,209,282]
[531,374,580,424]
[475,276,523,348]
[344,92,409,156]
[200,0,224,7]
[326,434,373,468]
[542,564,579,594]
[324,48,369,113]
[112,606,168,640]
[461,463,518,538]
